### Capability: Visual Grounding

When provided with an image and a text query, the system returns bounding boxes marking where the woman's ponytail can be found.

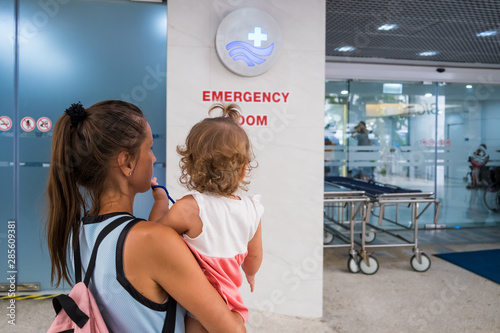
[46,114,85,287]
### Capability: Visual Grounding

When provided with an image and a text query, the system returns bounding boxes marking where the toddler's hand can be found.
[151,177,159,187]
[245,273,255,293]
[151,178,168,201]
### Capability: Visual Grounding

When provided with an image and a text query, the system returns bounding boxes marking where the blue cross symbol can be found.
[248,27,268,47]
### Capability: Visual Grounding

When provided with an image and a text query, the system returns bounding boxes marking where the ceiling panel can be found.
[326,0,500,65]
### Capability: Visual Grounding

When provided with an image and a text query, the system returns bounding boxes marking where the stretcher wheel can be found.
[410,253,431,272]
[359,231,376,243]
[359,256,379,275]
[347,256,360,273]
[323,231,334,244]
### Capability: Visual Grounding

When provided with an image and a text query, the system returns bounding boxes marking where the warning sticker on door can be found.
[21,117,36,132]
[37,117,52,132]
[0,116,12,131]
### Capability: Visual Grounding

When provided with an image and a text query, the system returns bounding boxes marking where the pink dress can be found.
[181,190,264,322]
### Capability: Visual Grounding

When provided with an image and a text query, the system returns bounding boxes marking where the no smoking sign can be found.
[0,116,12,131]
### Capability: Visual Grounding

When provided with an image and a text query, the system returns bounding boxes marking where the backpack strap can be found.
[52,293,90,328]
[79,216,136,286]
[75,235,82,284]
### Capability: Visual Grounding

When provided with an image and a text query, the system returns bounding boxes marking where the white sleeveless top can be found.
[181,191,264,322]
[79,212,186,333]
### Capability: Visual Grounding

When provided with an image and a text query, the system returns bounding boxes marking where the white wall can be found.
[166,0,325,321]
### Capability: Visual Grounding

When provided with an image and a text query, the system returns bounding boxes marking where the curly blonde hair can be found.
[177,103,255,196]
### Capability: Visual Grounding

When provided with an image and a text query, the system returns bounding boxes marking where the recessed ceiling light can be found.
[418,51,438,56]
[476,30,497,37]
[378,24,398,31]
[335,46,356,52]
[466,85,473,89]
[425,93,433,97]
[341,90,349,95]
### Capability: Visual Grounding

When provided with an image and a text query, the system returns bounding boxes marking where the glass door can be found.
[347,80,438,193]
[0,0,16,292]
[325,79,500,228]
[2,0,168,292]
[439,82,500,227]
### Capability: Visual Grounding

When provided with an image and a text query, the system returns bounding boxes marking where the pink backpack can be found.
[47,216,178,333]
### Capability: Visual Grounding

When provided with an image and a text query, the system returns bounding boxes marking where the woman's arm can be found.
[242,221,263,292]
[125,223,245,333]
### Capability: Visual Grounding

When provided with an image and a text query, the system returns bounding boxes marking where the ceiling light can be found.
[476,30,497,37]
[424,93,432,97]
[466,85,473,89]
[335,46,356,52]
[383,83,402,94]
[341,90,349,95]
[418,51,438,56]
[378,24,398,31]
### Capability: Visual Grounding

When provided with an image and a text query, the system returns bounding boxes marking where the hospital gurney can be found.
[323,184,378,274]
[324,177,442,274]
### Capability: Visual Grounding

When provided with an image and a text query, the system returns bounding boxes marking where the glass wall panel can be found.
[16,0,167,291]
[324,81,349,178]
[348,81,437,193]
[439,82,500,227]
[325,80,439,230]
[325,79,500,229]
[0,0,15,288]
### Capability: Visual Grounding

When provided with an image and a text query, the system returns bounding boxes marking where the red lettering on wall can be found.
[254,92,261,102]
[282,92,290,103]
[246,115,255,125]
[256,115,267,126]
[202,91,210,101]
[243,92,252,102]
[272,92,280,102]
[239,115,268,126]
[202,90,290,103]
[263,92,271,103]
[213,91,223,101]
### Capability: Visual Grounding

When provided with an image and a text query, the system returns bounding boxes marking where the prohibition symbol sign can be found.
[37,117,52,132]
[21,117,35,132]
[0,116,12,131]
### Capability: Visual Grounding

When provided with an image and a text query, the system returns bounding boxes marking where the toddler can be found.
[152,102,263,332]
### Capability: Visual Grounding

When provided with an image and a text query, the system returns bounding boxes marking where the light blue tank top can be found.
[79,212,186,333]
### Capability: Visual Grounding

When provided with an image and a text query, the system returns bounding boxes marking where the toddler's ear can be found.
[240,164,248,181]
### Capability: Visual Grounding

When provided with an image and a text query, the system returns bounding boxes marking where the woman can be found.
[46,100,246,332]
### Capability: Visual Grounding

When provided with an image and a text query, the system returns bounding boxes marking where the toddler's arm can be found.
[149,178,169,221]
[158,195,202,238]
[242,221,263,292]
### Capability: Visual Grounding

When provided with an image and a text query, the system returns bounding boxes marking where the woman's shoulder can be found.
[127,221,185,253]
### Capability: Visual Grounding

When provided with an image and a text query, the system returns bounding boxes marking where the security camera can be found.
[436,68,445,73]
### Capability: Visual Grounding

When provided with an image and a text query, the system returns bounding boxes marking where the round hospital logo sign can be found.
[215,8,282,77]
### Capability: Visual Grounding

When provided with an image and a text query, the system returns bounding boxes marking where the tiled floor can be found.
[2,227,499,332]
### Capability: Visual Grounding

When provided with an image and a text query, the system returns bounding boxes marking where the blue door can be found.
[1,0,167,292]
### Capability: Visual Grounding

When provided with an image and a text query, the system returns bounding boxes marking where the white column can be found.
[167,0,325,319]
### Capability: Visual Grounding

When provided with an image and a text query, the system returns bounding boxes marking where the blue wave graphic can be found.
[225,41,274,67]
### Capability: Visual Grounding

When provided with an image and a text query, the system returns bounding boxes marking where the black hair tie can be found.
[65,102,87,128]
